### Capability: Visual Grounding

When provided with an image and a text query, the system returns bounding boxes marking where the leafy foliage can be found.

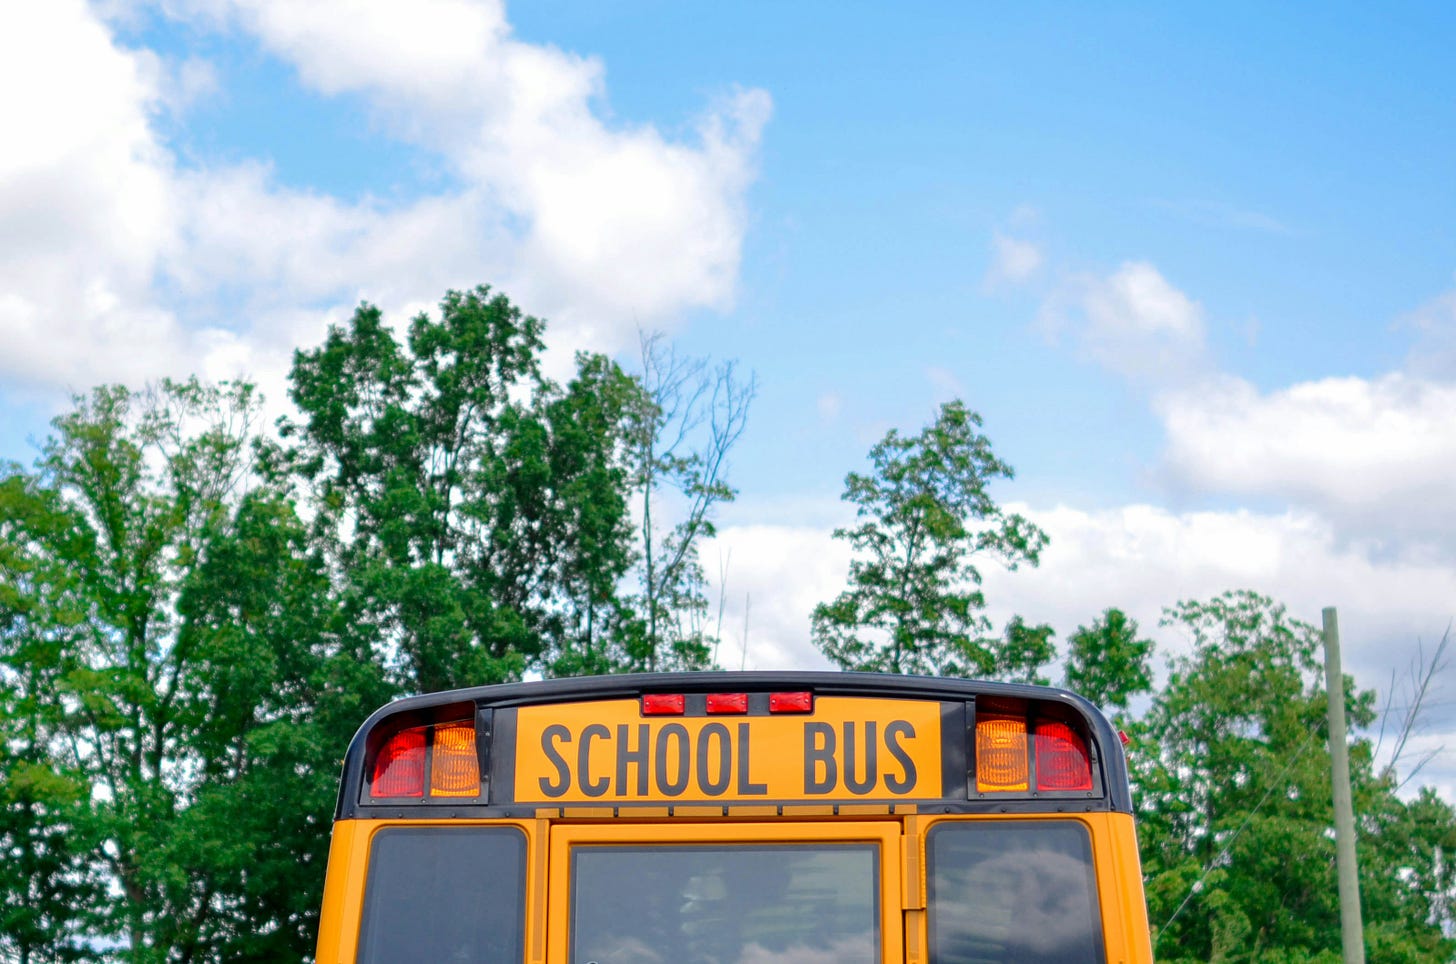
[1064,607,1155,712]
[0,380,386,961]
[276,287,660,687]
[811,401,1049,676]
[1134,591,1455,962]
[3,289,1453,962]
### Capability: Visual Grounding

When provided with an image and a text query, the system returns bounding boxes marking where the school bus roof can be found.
[334,671,1133,819]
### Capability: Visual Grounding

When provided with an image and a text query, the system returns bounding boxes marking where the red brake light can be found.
[769,692,813,713]
[1035,721,1093,791]
[371,726,426,797]
[705,693,748,714]
[642,694,685,715]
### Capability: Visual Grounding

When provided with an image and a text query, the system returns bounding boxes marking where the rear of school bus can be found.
[315,672,1153,963]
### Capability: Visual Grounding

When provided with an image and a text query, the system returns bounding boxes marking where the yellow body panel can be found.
[314,811,1152,963]
[313,818,542,964]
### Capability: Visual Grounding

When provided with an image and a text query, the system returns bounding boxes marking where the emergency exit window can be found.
[357,827,526,963]
[927,821,1104,964]
[571,844,878,964]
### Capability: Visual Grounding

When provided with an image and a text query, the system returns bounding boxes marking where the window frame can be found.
[924,817,1106,964]
[546,820,903,964]
[356,824,528,964]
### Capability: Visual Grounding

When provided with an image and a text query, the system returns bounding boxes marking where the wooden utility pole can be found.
[1322,606,1365,964]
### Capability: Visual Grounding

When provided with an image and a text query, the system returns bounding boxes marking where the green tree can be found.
[537,353,651,676]
[0,466,105,963]
[811,401,1048,676]
[1063,607,1155,712]
[278,286,650,688]
[0,380,378,961]
[988,615,1056,684]
[1136,591,1455,962]
[0,522,105,963]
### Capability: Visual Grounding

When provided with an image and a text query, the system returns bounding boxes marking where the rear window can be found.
[571,844,878,963]
[927,821,1104,964]
[357,826,525,964]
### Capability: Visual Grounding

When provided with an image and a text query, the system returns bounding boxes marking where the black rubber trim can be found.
[940,701,968,799]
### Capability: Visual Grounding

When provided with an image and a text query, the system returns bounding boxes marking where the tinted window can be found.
[928,821,1103,964]
[358,827,525,964]
[572,844,878,964]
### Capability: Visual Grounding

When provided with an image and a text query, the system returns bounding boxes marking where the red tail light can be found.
[371,726,426,797]
[1035,721,1093,791]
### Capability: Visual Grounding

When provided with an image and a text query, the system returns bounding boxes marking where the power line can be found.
[1153,723,1321,950]
[1374,697,1456,715]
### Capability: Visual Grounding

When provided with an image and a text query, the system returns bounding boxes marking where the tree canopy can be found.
[1134,592,1454,962]
[0,379,389,961]
[1,288,1452,961]
[811,401,1049,676]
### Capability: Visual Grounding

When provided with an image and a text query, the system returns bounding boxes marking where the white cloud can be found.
[983,501,1456,798]
[170,0,770,337]
[702,524,849,672]
[1053,261,1207,381]
[706,502,1456,797]
[712,502,1456,682]
[1404,285,1456,378]
[1156,373,1456,552]
[980,503,1456,659]
[984,232,1042,288]
[0,0,770,400]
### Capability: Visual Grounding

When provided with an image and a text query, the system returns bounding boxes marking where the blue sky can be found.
[3,1,1455,792]
[116,0,1456,505]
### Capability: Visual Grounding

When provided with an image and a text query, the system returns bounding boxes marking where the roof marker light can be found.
[706,693,749,714]
[769,692,813,713]
[642,694,686,715]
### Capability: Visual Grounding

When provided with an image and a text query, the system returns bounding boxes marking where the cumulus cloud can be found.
[1047,261,1207,382]
[702,523,850,672]
[1156,373,1456,554]
[987,501,1456,798]
[1036,261,1456,562]
[166,0,771,334]
[1030,254,1456,561]
[0,0,770,401]
[706,503,1456,796]
[711,501,1456,682]
[0,0,187,391]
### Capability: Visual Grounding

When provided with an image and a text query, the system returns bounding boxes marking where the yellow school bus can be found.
[315,672,1153,963]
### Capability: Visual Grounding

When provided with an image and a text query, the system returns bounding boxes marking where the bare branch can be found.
[1380,623,1452,783]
